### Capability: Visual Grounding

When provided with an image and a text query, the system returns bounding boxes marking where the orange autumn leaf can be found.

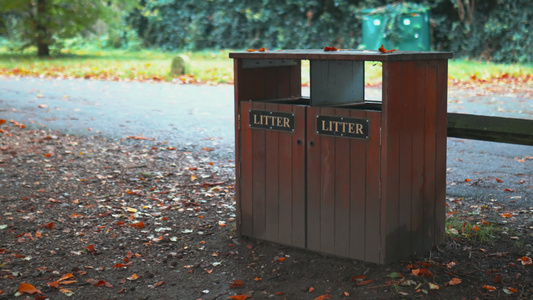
[314,295,333,300]
[520,256,532,266]
[191,175,197,181]
[153,281,165,287]
[46,222,54,229]
[496,178,503,183]
[246,49,257,52]
[448,277,462,286]
[18,283,41,295]
[47,281,60,288]
[131,221,145,228]
[500,213,513,218]
[464,178,472,182]
[59,273,74,281]
[0,119,6,125]
[323,46,338,51]
[354,279,375,286]
[35,230,42,238]
[61,280,77,285]
[229,279,244,289]
[85,245,96,253]
[483,285,497,291]
[378,44,397,53]
[258,47,266,52]
[228,295,249,300]
[127,273,139,281]
[92,280,113,288]
[277,257,286,262]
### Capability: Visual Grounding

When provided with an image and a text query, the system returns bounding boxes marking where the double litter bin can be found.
[229,49,452,264]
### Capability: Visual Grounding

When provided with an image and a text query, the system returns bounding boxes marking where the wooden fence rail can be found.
[447,113,533,146]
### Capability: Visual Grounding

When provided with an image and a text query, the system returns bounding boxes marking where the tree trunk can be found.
[36,0,50,56]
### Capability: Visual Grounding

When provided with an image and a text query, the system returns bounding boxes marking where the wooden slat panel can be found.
[319,107,336,254]
[333,108,351,257]
[422,60,437,251]
[251,102,266,239]
[239,101,254,237]
[364,110,382,264]
[349,109,367,260]
[264,103,280,242]
[264,68,280,100]
[233,60,243,236]
[307,107,321,251]
[291,105,307,248]
[278,105,294,245]
[381,61,402,263]
[397,61,415,260]
[276,63,302,99]
[434,60,448,244]
[410,61,428,255]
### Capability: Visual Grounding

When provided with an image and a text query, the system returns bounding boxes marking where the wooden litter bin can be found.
[230,50,452,264]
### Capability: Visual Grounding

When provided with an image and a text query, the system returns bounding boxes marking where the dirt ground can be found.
[0,120,532,300]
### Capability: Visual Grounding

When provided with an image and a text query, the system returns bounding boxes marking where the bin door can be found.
[239,101,306,248]
[306,107,382,263]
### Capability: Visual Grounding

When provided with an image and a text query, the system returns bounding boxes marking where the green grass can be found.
[445,214,503,243]
[0,47,531,85]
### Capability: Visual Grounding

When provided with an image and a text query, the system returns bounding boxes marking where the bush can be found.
[126,0,531,63]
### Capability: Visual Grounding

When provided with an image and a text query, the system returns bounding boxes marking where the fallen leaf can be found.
[0,119,6,125]
[47,281,60,288]
[354,279,375,286]
[127,273,139,281]
[85,245,96,253]
[314,295,333,300]
[59,273,74,282]
[18,283,41,295]
[153,281,165,287]
[323,46,338,51]
[447,278,462,286]
[92,280,113,288]
[429,282,439,290]
[59,288,73,294]
[229,279,244,289]
[519,256,532,266]
[483,285,497,291]
[228,295,248,300]
[277,257,286,262]
[378,44,397,53]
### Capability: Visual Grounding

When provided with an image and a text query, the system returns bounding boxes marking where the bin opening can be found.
[301,60,383,104]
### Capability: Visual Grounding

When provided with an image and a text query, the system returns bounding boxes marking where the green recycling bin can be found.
[361,3,430,51]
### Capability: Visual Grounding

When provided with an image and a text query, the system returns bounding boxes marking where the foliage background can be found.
[0,0,531,63]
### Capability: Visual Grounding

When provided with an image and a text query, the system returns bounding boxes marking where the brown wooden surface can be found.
[435,60,449,245]
[379,59,448,263]
[230,49,453,62]
[239,101,306,247]
[447,113,533,146]
[233,53,450,264]
[307,107,382,263]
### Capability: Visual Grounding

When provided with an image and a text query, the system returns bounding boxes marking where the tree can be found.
[0,0,137,56]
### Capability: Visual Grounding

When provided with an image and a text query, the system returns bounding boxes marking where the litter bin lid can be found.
[229,49,453,62]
